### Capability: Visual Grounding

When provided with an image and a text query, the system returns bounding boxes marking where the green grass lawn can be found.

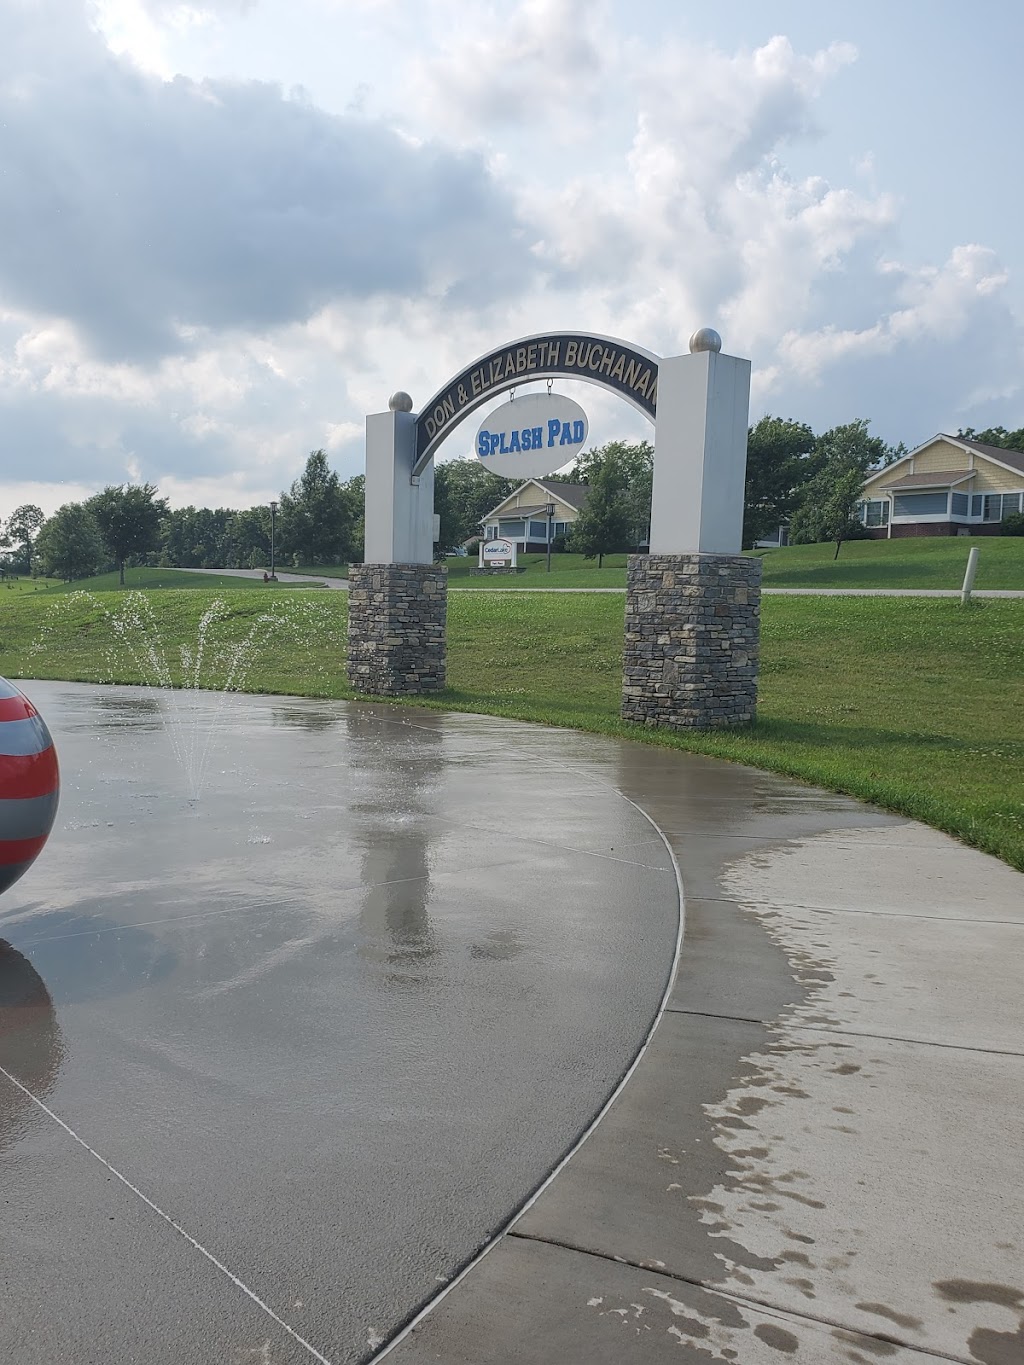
[288,563,350,579]
[0,575,63,596]
[2,587,1022,871]
[446,538,1024,590]
[447,552,631,587]
[754,535,1024,589]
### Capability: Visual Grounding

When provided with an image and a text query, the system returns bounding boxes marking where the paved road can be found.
[165,568,1024,597]
[452,585,1024,596]
[0,684,678,1365]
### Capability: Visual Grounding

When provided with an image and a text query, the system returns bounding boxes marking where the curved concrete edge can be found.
[366,793,687,1364]
[380,742,1024,1365]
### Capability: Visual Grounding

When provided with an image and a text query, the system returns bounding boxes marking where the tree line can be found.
[1,451,364,582]
[5,419,1018,581]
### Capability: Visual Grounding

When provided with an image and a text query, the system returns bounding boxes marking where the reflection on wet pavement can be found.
[0,681,680,1365]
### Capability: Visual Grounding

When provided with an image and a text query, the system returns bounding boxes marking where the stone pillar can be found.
[346,564,447,696]
[622,553,761,729]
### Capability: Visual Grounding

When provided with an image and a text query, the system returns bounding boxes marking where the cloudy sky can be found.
[2,0,1022,516]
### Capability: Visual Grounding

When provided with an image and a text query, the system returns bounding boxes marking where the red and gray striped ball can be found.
[0,678,60,897]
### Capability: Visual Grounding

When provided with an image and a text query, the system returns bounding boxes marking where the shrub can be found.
[1001,512,1024,536]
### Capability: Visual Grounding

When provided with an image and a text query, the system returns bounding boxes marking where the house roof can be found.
[953,437,1024,474]
[863,434,1024,490]
[493,504,569,520]
[531,479,590,509]
[482,478,590,522]
[881,470,974,491]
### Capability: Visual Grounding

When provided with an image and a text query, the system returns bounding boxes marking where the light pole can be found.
[545,502,555,574]
[269,500,278,581]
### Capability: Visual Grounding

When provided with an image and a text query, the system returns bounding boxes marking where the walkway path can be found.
[383,742,1024,1365]
[451,585,1024,596]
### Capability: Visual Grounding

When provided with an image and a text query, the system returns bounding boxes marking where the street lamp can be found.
[545,502,555,574]
[269,500,278,581]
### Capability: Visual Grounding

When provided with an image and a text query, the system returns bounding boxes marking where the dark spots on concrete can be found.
[733,1096,773,1116]
[747,1201,782,1212]
[846,1335,900,1357]
[753,1323,800,1353]
[783,1230,815,1244]
[717,1117,755,1130]
[934,1280,1024,1310]
[731,1147,770,1159]
[772,1085,810,1097]
[777,1190,826,1209]
[967,1318,1024,1365]
[780,1250,814,1267]
[855,1303,924,1331]
[834,1106,855,1114]
[833,1063,861,1075]
[785,1276,816,1299]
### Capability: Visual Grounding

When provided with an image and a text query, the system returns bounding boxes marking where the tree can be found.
[958,425,1024,453]
[225,506,271,569]
[161,506,235,567]
[433,460,516,554]
[789,420,893,559]
[3,504,45,573]
[278,450,354,565]
[34,504,106,581]
[742,417,815,548]
[87,483,168,585]
[567,457,631,567]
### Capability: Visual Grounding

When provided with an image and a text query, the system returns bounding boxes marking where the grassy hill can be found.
[446,538,1024,590]
[754,536,1024,589]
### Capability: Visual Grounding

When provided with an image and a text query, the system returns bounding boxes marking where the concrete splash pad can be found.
[0,682,680,1364]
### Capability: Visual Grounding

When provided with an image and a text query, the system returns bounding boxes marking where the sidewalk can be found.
[382,748,1024,1364]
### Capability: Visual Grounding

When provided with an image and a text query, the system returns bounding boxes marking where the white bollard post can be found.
[961,546,980,606]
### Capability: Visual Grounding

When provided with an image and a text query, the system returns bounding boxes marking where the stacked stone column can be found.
[347,564,447,696]
[622,554,761,729]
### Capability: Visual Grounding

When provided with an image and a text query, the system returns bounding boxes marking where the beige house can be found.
[858,434,1024,538]
[481,478,590,552]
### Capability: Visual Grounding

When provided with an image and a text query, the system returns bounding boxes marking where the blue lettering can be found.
[532,426,543,449]
[548,418,561,447]
[489,433,501,456]
[521,427,532,450]
[509,429,521,452]
[558,421,573,446]
[499,432,509,454]
[572,420,584,442]
[478,431,490,457]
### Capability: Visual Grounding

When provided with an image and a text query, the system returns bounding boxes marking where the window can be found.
[485,524,498,539]
[971,495,983,517]
[951,493,969,517]
[529,520,549,540]
[859,498,890,527]
[892,492,949,517]
[500,519,526,536]
[554,521,567,537]
[980,493,1022,522]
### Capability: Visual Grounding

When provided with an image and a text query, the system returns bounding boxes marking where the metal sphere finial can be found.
[389,391,413,413]
[688,327,722,354]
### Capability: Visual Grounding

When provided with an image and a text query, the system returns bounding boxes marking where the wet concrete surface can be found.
[0,682,681,1364]
[389,748,1024,1365]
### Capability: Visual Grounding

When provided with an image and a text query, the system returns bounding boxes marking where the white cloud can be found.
[1,0,1021,515]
